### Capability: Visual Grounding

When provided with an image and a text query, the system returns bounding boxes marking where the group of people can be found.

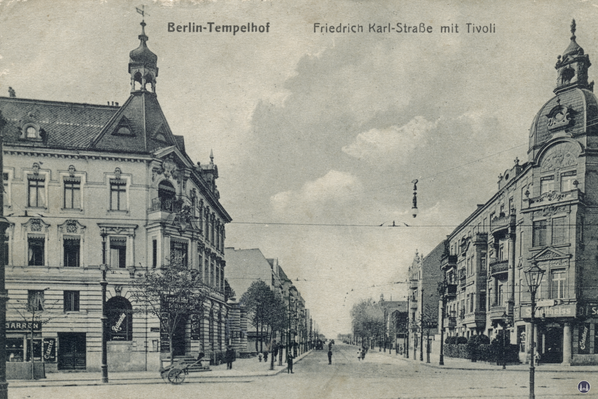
[357,346,367,361]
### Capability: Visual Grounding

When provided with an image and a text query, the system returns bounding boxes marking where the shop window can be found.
[27,176,45,208]
[63,291,80,312]
[109,180,126,211]
[28,290,44,312]
[578,323,591,354]
[63,178,81,209]
[532,220,547,247]
[28,237,44,266]
[550,270,566,299]
[106,297,132,341]
[540,176,554,194]
[560,171,576,192]
[63,237,80,267]
[110,237,127,268]
[552,217,567,245]
[7,338,24,362]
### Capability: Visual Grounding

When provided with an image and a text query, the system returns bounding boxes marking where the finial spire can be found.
[210,149,214,165]
[571,19,576,41]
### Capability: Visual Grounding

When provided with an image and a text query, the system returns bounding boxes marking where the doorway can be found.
[58,333,86,370]
[541,324,563,363]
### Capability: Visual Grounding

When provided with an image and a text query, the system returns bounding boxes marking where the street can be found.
[7,344,590,399]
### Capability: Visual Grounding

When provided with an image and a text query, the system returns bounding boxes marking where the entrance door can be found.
[172,316,187,357]
[58,333,86,370]
[542,325,563,363]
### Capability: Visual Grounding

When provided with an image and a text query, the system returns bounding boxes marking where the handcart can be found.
[160,352,211,384]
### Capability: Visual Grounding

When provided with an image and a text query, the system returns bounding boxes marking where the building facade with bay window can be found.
[0,20,231,373]
[438,21,598,365]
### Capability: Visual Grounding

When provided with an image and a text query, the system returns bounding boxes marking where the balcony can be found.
[462,311,486,328]
[489,305,507,322]
[444,283,457,299]
[525,189,585,210]
[489,259,509,276]
[441,254,457,271]
[445,316,457,329]
[150,197,183,213]
[490,213,513,236]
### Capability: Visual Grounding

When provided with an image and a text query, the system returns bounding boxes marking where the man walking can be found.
[225,345,236,370]
[287,353,294,373]
[328,348,333,365]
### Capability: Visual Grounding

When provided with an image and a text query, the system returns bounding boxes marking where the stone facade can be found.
[439,21,598,365]
[0,20,231,372]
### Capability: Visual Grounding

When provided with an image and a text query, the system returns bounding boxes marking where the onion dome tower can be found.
[128,19,158,93]
[528,20,598,162]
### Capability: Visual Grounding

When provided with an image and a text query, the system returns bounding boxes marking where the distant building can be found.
[408,243,443,359]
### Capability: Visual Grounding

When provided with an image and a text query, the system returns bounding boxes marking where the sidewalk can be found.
[364,346,598,373]
[7,350,313,389]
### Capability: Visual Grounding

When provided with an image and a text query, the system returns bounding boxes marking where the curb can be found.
[8,350,314,388]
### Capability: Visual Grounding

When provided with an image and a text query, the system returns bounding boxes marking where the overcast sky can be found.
[0,0,596,337]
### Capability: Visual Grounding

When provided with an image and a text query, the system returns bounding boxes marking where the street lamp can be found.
[438,280,447,366]
[411,179,419,218]
[524,262,545,399]
[100,230,109,383]
[0,125,10,399]
[501,311,509,370]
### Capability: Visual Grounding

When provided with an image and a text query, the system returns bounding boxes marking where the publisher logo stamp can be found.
[578,381,591,394]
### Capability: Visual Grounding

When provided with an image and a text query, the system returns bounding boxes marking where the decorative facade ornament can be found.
[114,285,123,296]
[68,165,76,177]
[114,167,122,180]
[31,219,41,232]
[32,162,40,176]
[540,142,579,172]
[546,104,573,131]
[162,156,177,179]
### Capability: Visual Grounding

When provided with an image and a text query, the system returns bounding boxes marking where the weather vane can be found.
[136,4,149,21]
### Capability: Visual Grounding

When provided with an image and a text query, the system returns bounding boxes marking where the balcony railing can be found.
[150,197,183,213]
[441,255,457,271]
[489,259,509,276]
[445,283,457,298]
[525,189,585,209]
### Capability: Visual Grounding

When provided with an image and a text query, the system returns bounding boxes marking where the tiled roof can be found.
[0,96,118,149]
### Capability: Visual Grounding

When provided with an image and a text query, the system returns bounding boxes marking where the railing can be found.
[150,197,183,213]
[489,259,509,275]
[445,283,457,298]
[441,255,457,270]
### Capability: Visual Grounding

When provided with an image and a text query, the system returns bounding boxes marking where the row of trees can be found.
[350,298,385,347]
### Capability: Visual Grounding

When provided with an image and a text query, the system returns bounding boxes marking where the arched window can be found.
[106,297,133,341]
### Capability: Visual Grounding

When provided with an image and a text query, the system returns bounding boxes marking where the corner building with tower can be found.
[439,21,598,365]
[0,21,232,373]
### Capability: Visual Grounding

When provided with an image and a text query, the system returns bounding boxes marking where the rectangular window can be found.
[540,176,555,194]
[27,176,45,208]
[152,239,157,268]
[479,293,486,311]
[210,261,215,286]
[170,240,188,267]
[498,284,504,306]
[63,178,81,209]
[470,294,474,312]
[110,237,127,268]
[3,172,8,206]
[499,244,505,261]
[480,251,487,273]
[28,290,44,312]
[63,291,80,312]
[109,180,126,211]
[63,237,80,267]
[551,270,566,299]
[28,236,44,266]
[561,171,577,192]
[533,220,547,247]
[552,217,567,245]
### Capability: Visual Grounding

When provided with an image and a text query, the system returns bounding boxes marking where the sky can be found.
[0,0,596,337]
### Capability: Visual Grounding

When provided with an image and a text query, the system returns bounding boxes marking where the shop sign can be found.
[578,324,591,354]
[6,321,41,331]
[578,303,598,317]
[522,303,576,318]
[43,338,56,362]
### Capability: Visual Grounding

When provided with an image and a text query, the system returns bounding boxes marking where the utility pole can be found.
[0,124,11,399]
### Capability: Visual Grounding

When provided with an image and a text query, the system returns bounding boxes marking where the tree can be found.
[240,280,283,352]
[10,291,62,379]
[130,259,213,367]
[350,298,384,348]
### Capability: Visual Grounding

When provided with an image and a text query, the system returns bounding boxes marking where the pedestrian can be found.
[361,346,367,360]
[287,353,294,373]
[258,352,263,362]
[264,351,268,363]
[328,348,333,365]
[224,346,235,370]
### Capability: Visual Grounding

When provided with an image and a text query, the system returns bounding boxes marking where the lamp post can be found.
[524,262,545,399]
[100,230,109,383]
[411,179,419,218]
[0,128,10,399]
[501,312,509,370]
[438,280,447,366]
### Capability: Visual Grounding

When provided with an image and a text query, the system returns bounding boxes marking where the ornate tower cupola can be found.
[554,19,592,94]
[128,19,158,93]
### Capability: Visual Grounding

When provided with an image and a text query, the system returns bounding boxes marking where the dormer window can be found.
[21,124,43,141]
